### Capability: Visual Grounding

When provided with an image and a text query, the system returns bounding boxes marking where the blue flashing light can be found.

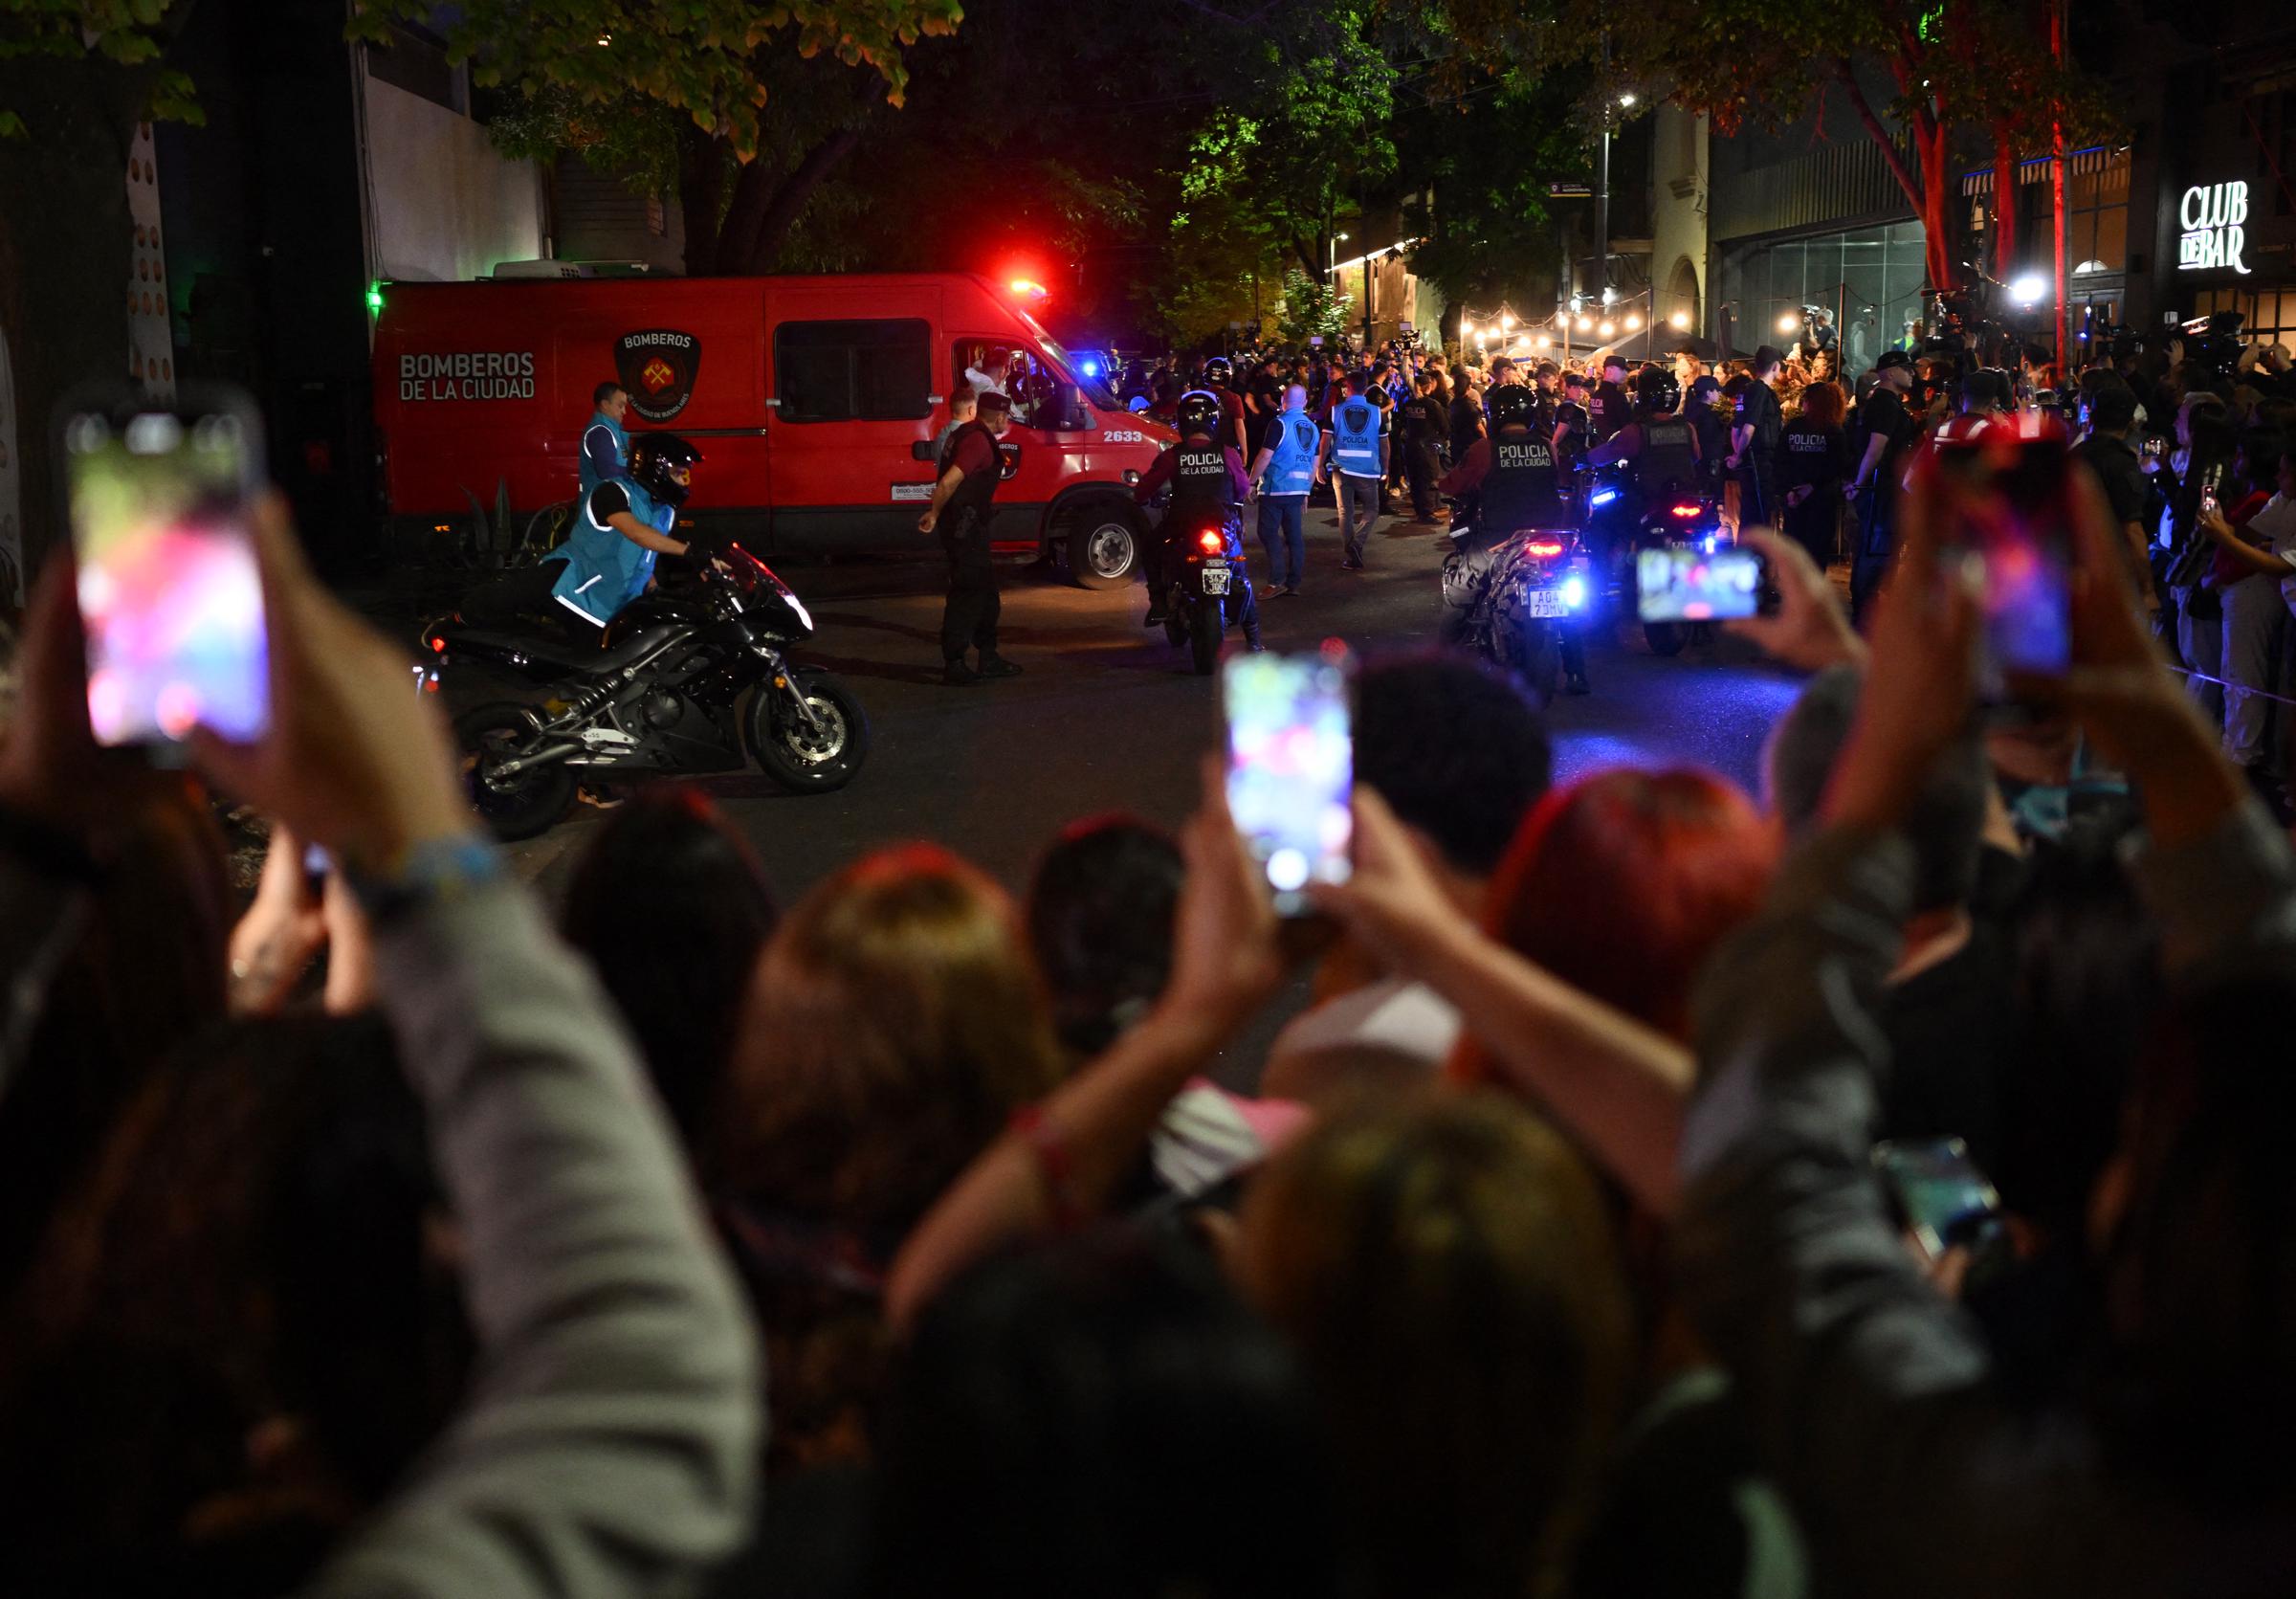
[1560,576,1587,610]
[1081,357,1101,377]
[1590,488,1619,507]
[1703,534,1719,553]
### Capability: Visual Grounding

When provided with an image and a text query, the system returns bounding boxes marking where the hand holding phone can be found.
[62,387,269,751]
[1223,650,1353,915]
[1637,544,1765,624]
[1873,1137,2003,1263]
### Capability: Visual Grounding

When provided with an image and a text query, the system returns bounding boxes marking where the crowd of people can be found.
[10,304,2296,1598]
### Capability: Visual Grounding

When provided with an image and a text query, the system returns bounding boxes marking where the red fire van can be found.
[371,273,1169,587]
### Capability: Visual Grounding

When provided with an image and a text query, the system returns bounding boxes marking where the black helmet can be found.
[628,433,701,506]
[1175,389,1221,436]
[1632,365,1681,415]
[1203,356,1233,386]
[1487,384,1538,431]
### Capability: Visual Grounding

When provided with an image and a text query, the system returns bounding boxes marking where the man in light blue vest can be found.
[454,433,698,640]
[1247,383,1318,596]
[1320,369,1388,570]
[552,433,699,632]
[580,381,631,495]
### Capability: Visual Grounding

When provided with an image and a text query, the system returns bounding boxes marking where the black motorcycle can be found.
[425,545,870,840]
[1157,508,1243,676]
[1440,503,1593,707]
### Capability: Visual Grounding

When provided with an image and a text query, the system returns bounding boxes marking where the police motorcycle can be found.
[1141,389,1262,676]
[1439,388,1592,705]
[426,443,869,840]
[1579,367,1727,658]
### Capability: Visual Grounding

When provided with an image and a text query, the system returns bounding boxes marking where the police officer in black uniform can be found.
[1588,353,1633,446]
[1727,344,1787,529]
[1132,389,1264,649]
[918,389,1022,686]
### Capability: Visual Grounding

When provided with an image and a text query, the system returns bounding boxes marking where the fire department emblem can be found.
[613,328,701,423]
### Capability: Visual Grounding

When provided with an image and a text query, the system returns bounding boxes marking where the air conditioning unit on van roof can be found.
[487,259,655,279]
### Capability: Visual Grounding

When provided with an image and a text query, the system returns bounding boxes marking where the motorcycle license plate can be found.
[1525,589,1570,619]
[1202,566,1231,596]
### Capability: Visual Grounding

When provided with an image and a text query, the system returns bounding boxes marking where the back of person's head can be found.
[948,381,978,414]
[1238,1090,1634,1599]
[0,782,231,1301]
[559,787,777,1152]
[1347,369,1371,395]
[1356,654,1553,881]
[1754,344,1784,376]
[722,844,1060,1236]
[2237,429,2287,497]
[1471,768,1775,1044]
[2090,382,2138,435]
[2188,403,2238,466]
[3,1011,453,1595]
[1026,815,1184,1060]
[873,1229,1343,1599]
[1799,379,1846,429]
[1765,665,1988,914]
[2097,967,2296,1496]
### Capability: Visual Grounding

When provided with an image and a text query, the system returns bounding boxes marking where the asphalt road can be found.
[467,504,1809,904]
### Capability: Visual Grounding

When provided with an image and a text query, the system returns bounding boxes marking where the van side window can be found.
[955,341,1055,428]
[775,319,932,423]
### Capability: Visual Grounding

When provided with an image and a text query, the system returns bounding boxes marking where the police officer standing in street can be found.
[918,389,1023,687]
[1320,370,1389,571]
[1247,382,1319,596]
[1588,354,1632,445]
[1726,344,1787,529]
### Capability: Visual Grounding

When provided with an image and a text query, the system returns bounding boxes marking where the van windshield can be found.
[1015,309,1119,411]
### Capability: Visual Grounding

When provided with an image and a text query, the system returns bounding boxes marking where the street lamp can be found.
[1618,92,1637,107]
[1327,232,1349,282]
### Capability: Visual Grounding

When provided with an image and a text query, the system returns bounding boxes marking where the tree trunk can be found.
[1835,58,1957,295]
[676,122,728,276]
[0,55,149,575]
[728,124,867,275]
[1992,124,2018,283]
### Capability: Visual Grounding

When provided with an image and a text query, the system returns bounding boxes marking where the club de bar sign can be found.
[2177,180,2252,276]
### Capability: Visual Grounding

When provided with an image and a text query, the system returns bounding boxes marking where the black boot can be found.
[976,653,1023,679]
[942,657,981,687]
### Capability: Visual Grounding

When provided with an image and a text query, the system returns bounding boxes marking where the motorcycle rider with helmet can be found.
[457,432,701,639]
[1200,354,1248,456]
[1585,365,1703,511]
[1439,384,1591,694]
[1131,389,1264,650]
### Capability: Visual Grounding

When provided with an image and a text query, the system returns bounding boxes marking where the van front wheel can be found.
[1061,504,1140,589]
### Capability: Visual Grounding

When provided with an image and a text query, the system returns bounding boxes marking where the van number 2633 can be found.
[1101,430,1148,443]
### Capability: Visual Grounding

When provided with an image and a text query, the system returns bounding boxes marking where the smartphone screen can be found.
[1973,425,2075,679]
[1873,1137,2001,1260]
[64,392,268,747]
[1636,545,1761,623]
[1223,651,1353,915]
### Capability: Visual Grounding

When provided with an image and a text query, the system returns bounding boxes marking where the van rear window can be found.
[774,318,932,423]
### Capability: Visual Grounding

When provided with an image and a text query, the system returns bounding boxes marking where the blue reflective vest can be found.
[1262,410,1320,496]
[579,411,629,495]
[1329,398,1383,477]
[553,477,673,627]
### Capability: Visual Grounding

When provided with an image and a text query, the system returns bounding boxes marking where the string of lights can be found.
[1454,284,1699,362]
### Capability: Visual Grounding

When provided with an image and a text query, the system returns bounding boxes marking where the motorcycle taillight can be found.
[1526,539,1566,558]
[1197,528,1225,553]
[1669,503,1703,518]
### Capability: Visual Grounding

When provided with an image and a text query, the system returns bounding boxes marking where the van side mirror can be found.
[911,439,938,462]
